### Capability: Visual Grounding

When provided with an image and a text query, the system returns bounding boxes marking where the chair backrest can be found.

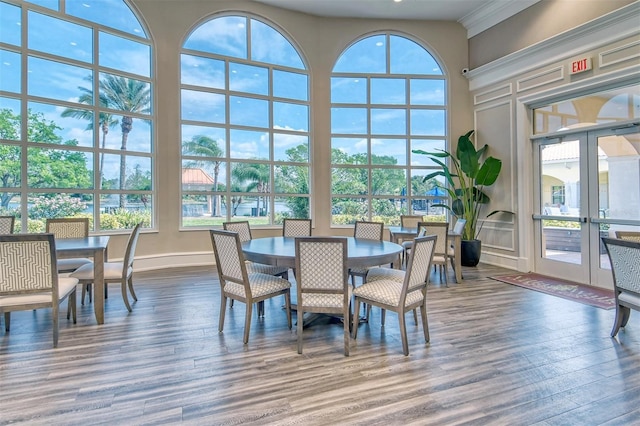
[354,220,384,241]
[603,237,640,295]
[294,237,348,307]
[0,216,16,234]
[122,222,143,274]
[615,231,640,243]
[418,221,449,255]
[210,229,249,288]
[401,215,423,228]
[0,233,57,296]
[403,235,436,297]
[452,218,467,235]
[223,221,252,242]
[283,218,312,237]
[46,217,89,239]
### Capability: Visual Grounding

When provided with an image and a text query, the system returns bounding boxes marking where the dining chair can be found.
[448,218,467,275]
[295,236,351,356]
[352,235,436,356]
[223,221,289,279]
[0,233,78,348]
[0,215,15,234]
[349,220,384,286]
[70,222,142,312]
[418,221,450,286]
[46,217,93,275]
[210,229,292,344]
[602,237,640,338]
[615,231,640,243]
[282,218,312,237]
[400,214,424,266]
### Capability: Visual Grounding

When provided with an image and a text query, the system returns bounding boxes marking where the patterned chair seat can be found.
[247,262,289,277]
[366,267,405,283]
[299,287,352,309]
[224,273,291,299]
[353,280,423,307]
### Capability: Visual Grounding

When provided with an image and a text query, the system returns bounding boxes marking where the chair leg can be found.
[421,304,430,343]
[343,304,350,357]
[284,292,292,329]
[128,276,138,301]
[399,311,409,356]
[4,312,10,332]
[218,296,228,333]
[352,298,361,339]
[381,309,386,326]
[442,263,449,287]
[243,302,253,344]
[70,291,77,324]
[611,305,631,337]
[121,281,132,312]
[412,309,418,326]
[297,307,304,354]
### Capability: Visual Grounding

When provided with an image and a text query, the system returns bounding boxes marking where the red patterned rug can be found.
[490,272,615,310]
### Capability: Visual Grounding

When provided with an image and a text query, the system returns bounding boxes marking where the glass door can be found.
[589,126,640,287]
[533,134,590,284]
[533,126,640,287]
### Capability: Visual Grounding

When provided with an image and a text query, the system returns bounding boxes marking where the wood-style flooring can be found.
[1,263,639,425]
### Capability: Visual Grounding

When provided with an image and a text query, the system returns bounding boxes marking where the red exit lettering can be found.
[570,57,592,75]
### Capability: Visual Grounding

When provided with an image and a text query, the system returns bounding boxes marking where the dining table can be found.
[55,236,110,325]
[387,225,463,283]
[242,236,403,327]
[242,236,403,270]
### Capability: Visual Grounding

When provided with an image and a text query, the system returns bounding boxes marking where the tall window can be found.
[180,15,310,228]
[330,33,447,225]
[0,0,153,232]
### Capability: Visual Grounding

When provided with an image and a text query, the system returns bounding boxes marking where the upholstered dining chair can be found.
[223,221,290,279]
[295,237,351,356]
[352,235,436,356]
[282,218,312,237]
[210,229,292,344]
[418,221,450,286]
[602,237,640,338]
[46,217,93,275]
[400,214,424,267]
[615,231,640,243]
[71,222,142,312]
[0,233,78,348]
[0,215,15,234]
[349,220,385,286]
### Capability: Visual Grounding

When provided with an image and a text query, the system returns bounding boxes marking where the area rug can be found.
[490,272,615,310]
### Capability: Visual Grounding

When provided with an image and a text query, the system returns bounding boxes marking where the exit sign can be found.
[569,57,592,75]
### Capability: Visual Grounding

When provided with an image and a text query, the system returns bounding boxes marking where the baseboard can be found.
[133,251,214,272]
[479,251,521,271]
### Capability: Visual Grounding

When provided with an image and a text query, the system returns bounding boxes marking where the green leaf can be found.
[475,157,502,186]
[457,132,479,179]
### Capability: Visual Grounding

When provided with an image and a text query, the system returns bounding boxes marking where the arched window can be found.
[330,33,447,224]
[180,15,310,227]
[0,0,153,232]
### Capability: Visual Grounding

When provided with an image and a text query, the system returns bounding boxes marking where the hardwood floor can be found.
[1,263,639,425]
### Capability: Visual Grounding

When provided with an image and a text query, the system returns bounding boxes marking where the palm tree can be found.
[61,77,118,189]
[232,162,270,216]
[99,75,151,208]
[182,135,223,216]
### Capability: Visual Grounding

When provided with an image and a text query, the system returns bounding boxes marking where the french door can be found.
[533,125,640,288]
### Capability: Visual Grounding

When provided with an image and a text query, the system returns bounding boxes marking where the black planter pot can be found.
[461,239,481,267]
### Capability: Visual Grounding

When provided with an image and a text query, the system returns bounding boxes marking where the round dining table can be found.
[241,236,403,269]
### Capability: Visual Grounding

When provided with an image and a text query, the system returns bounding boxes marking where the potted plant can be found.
[412,130,513,266]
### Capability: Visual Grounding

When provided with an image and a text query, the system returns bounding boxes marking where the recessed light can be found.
[394,0,402,3]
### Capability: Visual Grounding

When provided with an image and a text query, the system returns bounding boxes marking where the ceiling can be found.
[252,0,540,38]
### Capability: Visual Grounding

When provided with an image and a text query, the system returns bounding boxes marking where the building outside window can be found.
[0,0,154,232]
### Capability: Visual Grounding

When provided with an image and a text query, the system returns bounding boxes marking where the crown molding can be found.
[466,2,640,91]
[460,0,540,39]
